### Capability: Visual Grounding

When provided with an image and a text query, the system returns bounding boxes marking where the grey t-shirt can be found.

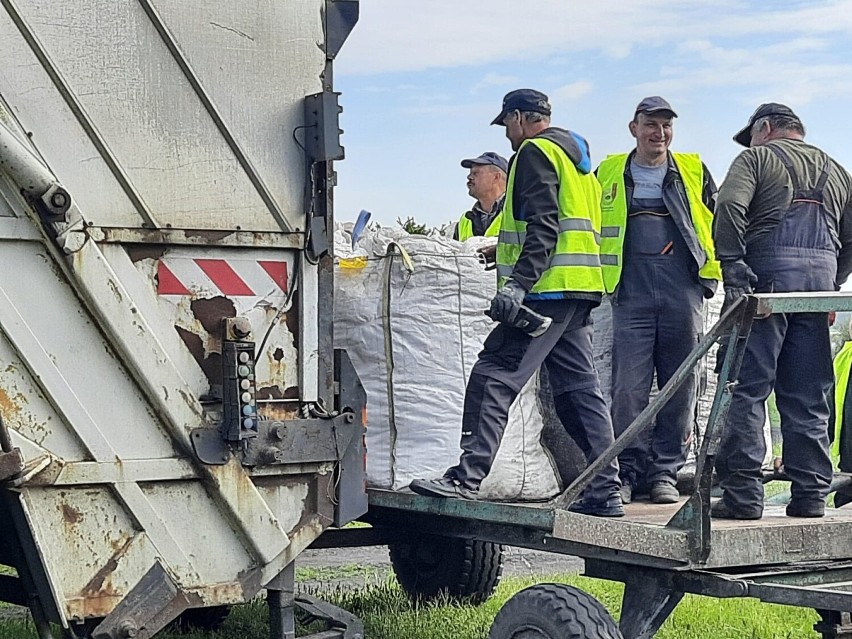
[630,159,668,213]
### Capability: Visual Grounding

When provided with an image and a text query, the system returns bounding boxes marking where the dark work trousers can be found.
[446,299,621,504]
[610,213,704,489]
[717,144,837,512]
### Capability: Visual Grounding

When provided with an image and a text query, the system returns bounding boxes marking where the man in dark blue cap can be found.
[454,151,508,242]
[596,96,720,506]
[411,88,624,516]
[712,103,852,519]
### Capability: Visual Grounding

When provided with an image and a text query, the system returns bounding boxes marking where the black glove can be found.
[489,279,527,324]
[722,260,758,308]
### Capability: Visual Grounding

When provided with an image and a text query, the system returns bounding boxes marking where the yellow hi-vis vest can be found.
[457,210,502,241]
[496,138,604,294]
[833,340,852,462]
[597,153,722,294]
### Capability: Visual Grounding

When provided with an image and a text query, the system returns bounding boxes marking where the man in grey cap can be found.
[411,89,623,516]
[597,96,720,505]
[454,151,508,242]
[712,103,852,519]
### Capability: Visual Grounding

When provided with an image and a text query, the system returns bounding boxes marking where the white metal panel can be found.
[0,0,325,231]
[0,11,141,226]
[0,241,178,461]
[138,481,257,584]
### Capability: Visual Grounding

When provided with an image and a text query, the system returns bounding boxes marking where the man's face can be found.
[629,112,674,158]
[503,111,525,151]
[467,165,499,200]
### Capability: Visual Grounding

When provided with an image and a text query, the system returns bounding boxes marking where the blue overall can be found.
[716,145,837,514]
[611,199,704,490]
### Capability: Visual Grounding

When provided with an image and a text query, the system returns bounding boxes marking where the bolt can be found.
[117,620,138,638]
[50,190,68,209]
[271,425,285,440]
[221,453,229,462]
[344,413,355,423]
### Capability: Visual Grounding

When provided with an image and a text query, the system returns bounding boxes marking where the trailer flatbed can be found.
[356,293,852,639]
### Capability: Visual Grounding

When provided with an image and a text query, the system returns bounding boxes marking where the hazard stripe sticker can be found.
[157,258,288,297]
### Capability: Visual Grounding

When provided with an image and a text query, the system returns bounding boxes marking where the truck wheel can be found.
[388,535,503,604]
[488,583,622,639]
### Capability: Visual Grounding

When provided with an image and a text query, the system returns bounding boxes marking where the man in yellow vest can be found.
[597,96,720,506]
[454,152,508,242]
[411,89,623,516]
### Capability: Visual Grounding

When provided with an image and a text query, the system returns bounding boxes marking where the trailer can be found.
[0,2,367,638]
[320,292,852,639]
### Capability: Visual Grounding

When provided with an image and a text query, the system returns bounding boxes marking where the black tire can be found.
[388,535,503,604]
[172,605,231,632]
[489,583,622,639]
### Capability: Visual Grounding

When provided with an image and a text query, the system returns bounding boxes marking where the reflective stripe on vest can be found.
[833,341,852,462]
[457,211,502,241]
[597,152,722,294]
[496,137,604,294]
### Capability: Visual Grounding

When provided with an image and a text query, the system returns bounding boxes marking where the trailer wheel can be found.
[488,583,622,639]
[388,535,503,604]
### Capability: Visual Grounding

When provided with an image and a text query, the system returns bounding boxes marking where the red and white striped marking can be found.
[157,258,288,297]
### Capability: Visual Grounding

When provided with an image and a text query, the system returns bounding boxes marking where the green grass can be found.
[0,573,818,639]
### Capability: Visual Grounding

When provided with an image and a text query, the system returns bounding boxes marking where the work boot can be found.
[619,482,633,505]
[409,477,478,500]
[710,499,762,520]
[786,499,825,518]
[650,481,679,504]
[567,494,624,517]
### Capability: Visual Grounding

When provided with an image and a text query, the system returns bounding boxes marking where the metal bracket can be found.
[241,413,357,467]
[190,428,230,465]
[0,448,24,481]
[296,594,364,639]
[92,562,192,639]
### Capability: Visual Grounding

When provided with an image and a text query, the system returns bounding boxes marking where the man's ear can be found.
[628,119,638,139]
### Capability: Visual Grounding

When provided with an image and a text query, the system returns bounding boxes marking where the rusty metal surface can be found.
[0,447,23,480]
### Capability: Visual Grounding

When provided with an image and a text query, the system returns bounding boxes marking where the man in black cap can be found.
[454,152,508,242]
[712,103,852,519]
[596,96,720,506]
[410,89,624,516]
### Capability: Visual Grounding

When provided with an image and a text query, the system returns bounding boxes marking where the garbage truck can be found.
[0,1,366,638]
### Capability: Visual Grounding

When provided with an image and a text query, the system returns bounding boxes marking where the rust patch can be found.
[60,503,83,525]
[256,385,299,401]
[190,296,237,334]
[81,535,134,597]
[127,245,167,263]
[283,293,300,338]
[0,386,23,417]
[183,229,233,242]
[177,326,222,389]
[257,403,300,421]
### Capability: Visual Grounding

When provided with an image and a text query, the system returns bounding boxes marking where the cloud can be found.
[631,37,852,106]
[551,81,594,103]
[336,1,852,76]
[470,72,519,94]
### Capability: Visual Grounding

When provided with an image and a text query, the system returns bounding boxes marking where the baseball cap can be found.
[491,89,551,126]
[733,103,801,147]
[634,96,677,118]
[460,151,509,174]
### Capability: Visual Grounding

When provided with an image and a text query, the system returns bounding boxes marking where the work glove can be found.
[477,244,497,270]
[721,260,758,308]
[489,279,527,325]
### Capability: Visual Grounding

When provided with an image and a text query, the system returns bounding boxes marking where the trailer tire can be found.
[488,583,622,639]
[388,535,503,604]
